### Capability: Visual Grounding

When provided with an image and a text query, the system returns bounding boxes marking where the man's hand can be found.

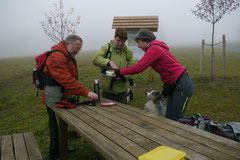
[108,61,118,70]
[87,92,98,100]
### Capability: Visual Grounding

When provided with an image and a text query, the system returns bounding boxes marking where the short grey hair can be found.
[134,29,156,42]
[65,34,83,43]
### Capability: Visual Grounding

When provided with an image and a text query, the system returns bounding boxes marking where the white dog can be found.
[145,90,166,116]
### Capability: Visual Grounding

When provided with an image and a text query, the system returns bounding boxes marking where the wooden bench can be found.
[0,132,42,160]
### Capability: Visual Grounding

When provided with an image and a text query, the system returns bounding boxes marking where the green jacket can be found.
[92,40,134,94]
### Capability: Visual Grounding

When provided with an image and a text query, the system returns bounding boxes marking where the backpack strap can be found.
[104,43,111,59]
[44,50,68,88]
[46,50,71,65]
[100,43,111,73]
[46,50,67,58]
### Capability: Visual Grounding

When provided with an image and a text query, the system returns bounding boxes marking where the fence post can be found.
[149,67,153,82]
[222,34,226,78]
[200,39,205,77]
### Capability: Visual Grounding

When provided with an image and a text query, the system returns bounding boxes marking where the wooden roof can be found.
[112,16,158,32]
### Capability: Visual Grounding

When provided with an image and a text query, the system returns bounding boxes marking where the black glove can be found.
[114,69,127,82]
[115,69,121,77]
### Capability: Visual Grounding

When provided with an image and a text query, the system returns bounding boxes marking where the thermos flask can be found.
[94,79,100,102]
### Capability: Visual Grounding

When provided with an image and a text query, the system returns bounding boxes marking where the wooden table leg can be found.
[57,116,68,160]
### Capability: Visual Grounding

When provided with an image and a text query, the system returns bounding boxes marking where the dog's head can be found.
[145,90,163,103]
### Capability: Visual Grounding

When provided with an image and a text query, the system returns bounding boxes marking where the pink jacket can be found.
[120,40,186,84]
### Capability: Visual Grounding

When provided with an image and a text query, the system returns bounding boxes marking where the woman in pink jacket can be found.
[115,29,193,121]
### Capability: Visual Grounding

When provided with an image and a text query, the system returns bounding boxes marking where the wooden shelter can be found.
[112,16,158,32]
[112,16,159,60]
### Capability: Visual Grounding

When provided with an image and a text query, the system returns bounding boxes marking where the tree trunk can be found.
[211,22,215,78]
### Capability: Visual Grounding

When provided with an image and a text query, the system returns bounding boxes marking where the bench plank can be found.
[1,135,14,160]
[1,133,42,160]
[13,133,28,160]
[23,132,43,160]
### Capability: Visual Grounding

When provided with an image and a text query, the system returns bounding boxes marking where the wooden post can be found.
[149,67,153,82]
[222,34,226,78]
[57,116,68,160]
[200,39,205,77]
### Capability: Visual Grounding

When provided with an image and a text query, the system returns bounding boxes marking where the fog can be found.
[0,0,240,58]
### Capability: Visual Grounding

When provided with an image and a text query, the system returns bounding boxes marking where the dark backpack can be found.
[178,113,240,142]
[32,50,66,91]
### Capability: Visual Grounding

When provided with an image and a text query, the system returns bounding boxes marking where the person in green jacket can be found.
[92,28,134,104]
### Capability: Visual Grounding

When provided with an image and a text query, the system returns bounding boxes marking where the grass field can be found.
[0,47,239,159]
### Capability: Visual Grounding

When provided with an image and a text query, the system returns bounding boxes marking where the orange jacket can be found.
[42,40,89,104]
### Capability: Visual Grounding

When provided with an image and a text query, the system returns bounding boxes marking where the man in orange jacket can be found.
[43,35,98,160]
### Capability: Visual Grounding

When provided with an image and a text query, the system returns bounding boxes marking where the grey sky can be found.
[0,0,240,58]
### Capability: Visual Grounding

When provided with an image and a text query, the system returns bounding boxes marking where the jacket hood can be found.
[51,40,70,57]
[148,40,169,51]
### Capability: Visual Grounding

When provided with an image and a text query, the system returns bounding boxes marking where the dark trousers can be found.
[102,91,127,104]
[166,73,194,121]
[46,106,59,160]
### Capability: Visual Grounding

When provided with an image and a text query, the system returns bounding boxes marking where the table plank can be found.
[50,106,137,160]
[1,135,14,160]
[86,105,210,160]
[78,106,159,150]
[69,107,148,157]
[105,104,240,160]
[115,103,240,157]
[119,103,240,151]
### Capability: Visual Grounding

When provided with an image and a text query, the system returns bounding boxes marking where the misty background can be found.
[0,0,240,58]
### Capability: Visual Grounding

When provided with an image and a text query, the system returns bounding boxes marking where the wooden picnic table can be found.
[50,100,240,160]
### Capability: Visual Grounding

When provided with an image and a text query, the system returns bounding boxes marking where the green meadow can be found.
[0,47,239,159]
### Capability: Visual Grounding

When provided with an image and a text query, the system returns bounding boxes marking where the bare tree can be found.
[41,0,80,43]
[192,0,240,78]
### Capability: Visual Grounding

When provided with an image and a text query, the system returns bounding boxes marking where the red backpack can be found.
[32,50,65,91]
